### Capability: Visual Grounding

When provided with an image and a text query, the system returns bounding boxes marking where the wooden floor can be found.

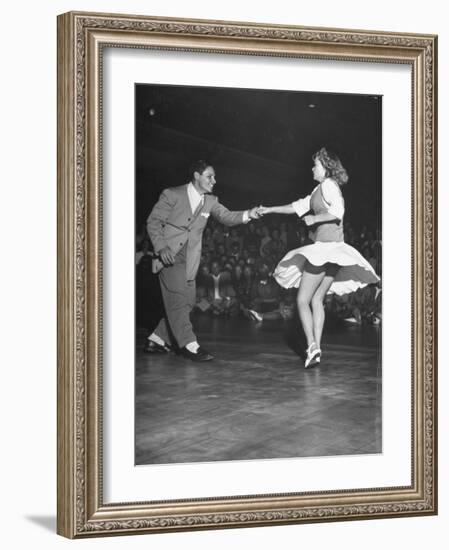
[135,315,382,465]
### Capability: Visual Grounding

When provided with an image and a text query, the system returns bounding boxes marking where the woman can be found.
[259,147,380,368]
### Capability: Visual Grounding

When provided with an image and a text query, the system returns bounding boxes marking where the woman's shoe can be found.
[305,342,321,369]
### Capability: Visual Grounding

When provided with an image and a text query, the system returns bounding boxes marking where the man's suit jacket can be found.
[147,184,247,280]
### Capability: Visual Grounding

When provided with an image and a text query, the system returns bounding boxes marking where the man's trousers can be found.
[153,246,196,348]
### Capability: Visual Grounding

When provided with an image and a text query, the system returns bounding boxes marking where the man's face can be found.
[194,166,216,194]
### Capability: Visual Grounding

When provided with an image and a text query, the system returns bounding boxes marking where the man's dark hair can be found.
[189,159,212,180]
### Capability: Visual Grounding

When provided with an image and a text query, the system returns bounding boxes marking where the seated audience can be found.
[191,216,382,325]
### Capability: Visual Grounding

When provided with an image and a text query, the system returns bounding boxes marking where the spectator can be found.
[260,228,286,259]
[212,225,225,246]
[243,223,261,256]
[205,261,239,316]
[239,264,255,307]
[197,263,211,287]
[242,262,282,321]
[203,227,214,253]
[229,242,242,262]
[278,288,297,321]
[259,225,272,257]
[241,249,250,262]
[194,284,212,314]
[279,222,288,248]
[216,243,226,258]
[225,228,243,254]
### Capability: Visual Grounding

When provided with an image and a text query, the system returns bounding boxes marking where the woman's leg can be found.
[311,274,335,349]
[297,265,326,347]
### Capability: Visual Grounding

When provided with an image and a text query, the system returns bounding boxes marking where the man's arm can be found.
[210,197,259,226]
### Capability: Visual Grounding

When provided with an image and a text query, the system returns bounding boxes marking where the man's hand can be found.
[248,205,263,219]
[158,246,175,265]
[257,206,270,216]
[303,215,316,226]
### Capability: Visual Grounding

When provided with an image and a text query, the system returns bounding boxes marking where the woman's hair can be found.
[313,147,349,186]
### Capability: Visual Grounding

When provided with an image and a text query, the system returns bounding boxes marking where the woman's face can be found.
[312,158,326,183]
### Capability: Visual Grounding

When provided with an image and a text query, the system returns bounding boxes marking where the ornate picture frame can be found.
[57,11,437,538]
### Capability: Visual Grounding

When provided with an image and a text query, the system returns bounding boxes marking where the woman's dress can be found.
[273,178,380,295]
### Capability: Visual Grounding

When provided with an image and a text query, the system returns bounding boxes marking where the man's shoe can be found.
[180,346,214,362]
[143,340,171,353]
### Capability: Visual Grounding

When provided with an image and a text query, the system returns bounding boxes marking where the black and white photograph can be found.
[134,83,382,466]
[49,2,440,541]
[2,0,444,544]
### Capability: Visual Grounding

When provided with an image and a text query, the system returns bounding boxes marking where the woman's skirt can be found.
[273,241,380,296]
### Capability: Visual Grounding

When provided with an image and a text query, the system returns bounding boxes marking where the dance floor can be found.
[135,315,382,465]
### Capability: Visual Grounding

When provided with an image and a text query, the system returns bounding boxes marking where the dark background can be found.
[135,83,382,232]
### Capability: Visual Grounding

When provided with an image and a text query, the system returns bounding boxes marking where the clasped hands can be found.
[248,206,315,226]
[248,205,270,219]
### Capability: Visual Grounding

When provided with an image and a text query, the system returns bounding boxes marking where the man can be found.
[145,160,261,361]
[241,262,282,322]
[206,261,239,317]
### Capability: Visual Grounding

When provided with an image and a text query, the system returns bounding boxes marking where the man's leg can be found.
[151,317,171,345]
[186,280,196,312]
[152,248,212,361]
[157,262,197,349]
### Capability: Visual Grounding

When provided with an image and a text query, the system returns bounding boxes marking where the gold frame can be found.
[57,11,438,538]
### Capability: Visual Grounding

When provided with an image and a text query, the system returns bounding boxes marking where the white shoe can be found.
[305,343,321,369]
[248,309,263,322]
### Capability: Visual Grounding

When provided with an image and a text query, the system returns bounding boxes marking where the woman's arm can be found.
[260,193,312,217]
[260,204,296,215]
[306,212,340,224]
